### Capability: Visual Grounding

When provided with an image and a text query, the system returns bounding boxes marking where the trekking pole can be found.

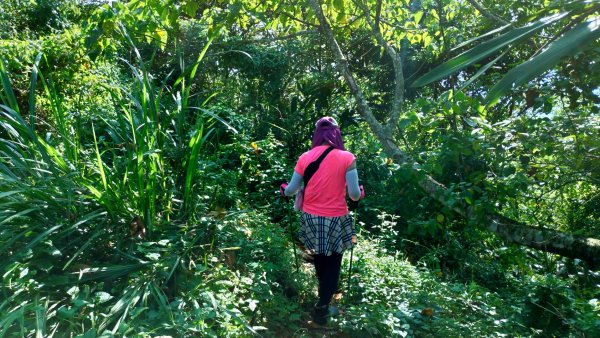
[289,216,300,273]
[283,195,300,273]
[279,182,301,274]
[346,244,354,297]
[346,200,358,299]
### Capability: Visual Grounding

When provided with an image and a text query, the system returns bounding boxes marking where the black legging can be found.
[313,252,343,306]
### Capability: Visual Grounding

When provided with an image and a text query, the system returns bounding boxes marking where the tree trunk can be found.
[308,0,600,268]
[489,215,600,268]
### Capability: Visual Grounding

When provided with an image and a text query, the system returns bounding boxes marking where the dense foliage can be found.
[1,0,599,337]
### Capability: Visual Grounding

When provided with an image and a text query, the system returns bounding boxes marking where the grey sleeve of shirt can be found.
[285,168,360,200]
[284,171,303,196]
[346,169,360,201]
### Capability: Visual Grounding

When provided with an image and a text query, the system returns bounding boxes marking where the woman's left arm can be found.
[284,171,303,196]
[346,160,361,201]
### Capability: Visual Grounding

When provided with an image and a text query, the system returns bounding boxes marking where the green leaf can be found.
[0,307,23,336]
[457,50,507,92]
[154,29,168,50]
[0,60,19,113]
[183,121,204,211]
[185,1,199,17]
[450,23,512,51]
[91,123,107,190]
[76,329,97,338]
[63,226,107,270]
[189,37,214,84]
[95,292,113,304]
[486,18,600,104]
[0,208,37,226]
[414,11,424,25]
[333,0,344,12]
[411,12,568,87]
[72,264,146,283]
[28,53,43,127]
[423,34,433,47]
[67,286,79,297]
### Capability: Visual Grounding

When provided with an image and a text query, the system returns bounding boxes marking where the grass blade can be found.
[62,228,107,270]
[0,60,20,113]
[92,122,108,190]
[34,294,46,338]
[184,122,204,211]
[0,306,25,336]
[0,207,39,226]
[457,50,508,92]
[28,53,43,127]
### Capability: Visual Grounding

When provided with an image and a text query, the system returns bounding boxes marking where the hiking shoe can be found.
[312,304,328,325]
[328,305,340,317]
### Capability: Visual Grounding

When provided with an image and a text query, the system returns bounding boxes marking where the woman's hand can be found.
[280,183,288,196]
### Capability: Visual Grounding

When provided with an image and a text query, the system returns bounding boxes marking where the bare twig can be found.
[230,30,317,45]
[465,0,509,25]
[281,11,320,28]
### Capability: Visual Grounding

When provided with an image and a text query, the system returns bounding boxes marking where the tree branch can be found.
[230,30,317,45]
[307,0,600,267]
[375,0,382,30]
[489,215,600,268]
[354,0,405,136]
[465,0,509,25]
[307,0,387,139]
[280,11,320,28]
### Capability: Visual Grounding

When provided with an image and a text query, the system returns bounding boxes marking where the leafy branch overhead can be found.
[412,1,600,105]
[308,0,600,266]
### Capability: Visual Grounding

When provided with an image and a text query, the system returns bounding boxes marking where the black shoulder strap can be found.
[303,146,335,188]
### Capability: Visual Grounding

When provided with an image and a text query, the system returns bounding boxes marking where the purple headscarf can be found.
[311,116,346,150]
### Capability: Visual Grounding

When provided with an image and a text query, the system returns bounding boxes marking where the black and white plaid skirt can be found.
[299,212,355,256]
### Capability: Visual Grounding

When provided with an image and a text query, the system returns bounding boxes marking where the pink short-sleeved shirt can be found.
[294,145,356,217]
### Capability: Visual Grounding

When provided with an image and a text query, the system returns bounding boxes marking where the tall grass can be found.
[0,32,233,335]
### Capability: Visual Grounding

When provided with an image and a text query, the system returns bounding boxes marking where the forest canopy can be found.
[1,0,599,336]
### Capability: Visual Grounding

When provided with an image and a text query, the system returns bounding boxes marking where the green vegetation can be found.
[1,0,599,337]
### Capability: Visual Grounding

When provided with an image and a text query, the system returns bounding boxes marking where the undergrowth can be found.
[1,35,599,337]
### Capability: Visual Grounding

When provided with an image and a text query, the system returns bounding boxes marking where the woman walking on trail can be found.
[280,116,364,326]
